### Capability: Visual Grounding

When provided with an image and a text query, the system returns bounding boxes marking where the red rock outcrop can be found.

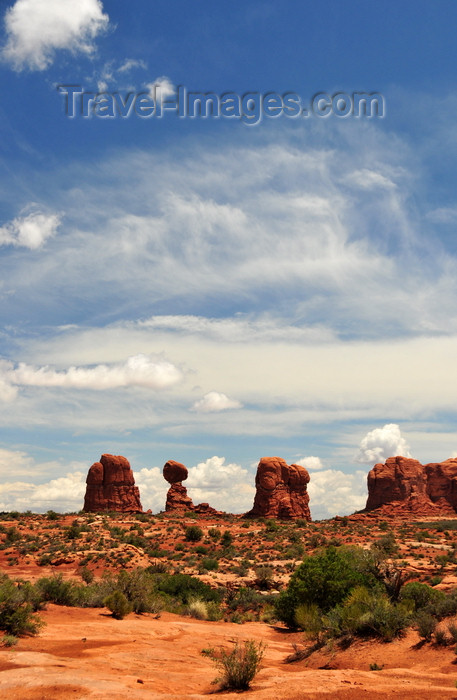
[83,454,142,513]
[246,457,311,520]
[163,460,220,514]
[365,456,457,516]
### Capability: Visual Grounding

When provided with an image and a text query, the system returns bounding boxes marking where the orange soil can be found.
[1,605,457,700]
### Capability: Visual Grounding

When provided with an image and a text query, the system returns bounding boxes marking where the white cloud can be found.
[118,58,147,74]
[0,211,60,249]
[192,391,242,413]
[356,423,412,464]
[426,207,457,224]
[145,76,175,102]
[1,354,183,394]
[345,168,397,190]
[307,469,368,519]
[187,456,255,513]
[2,0,109,71]
[296,456,324,471]
[133,467,168,514]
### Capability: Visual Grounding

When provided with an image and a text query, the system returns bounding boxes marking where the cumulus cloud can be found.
[0,471,86,512]
[133,457,255,514]
[146,76,175,102]
[2,0,109,71]
[0,210,60,249]
[187,456,255,513]
[356,423,412,464]
[307,469,368,519]
[1,354,183,393]
[133,467,168,513]
[296,456,325,471]
[192,391,242,413]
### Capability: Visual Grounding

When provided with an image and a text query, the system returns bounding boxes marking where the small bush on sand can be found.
[187,598,208,620]
[0,577,43,636]
[104,590,132,619]
[416,611,437,642]
[185,525,203,542]
[209,639,266,690]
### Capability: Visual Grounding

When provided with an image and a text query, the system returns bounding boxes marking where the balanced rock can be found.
[365,456,457,516]
[163,460,188,484]
[246,457,311,520]
[163,460,219,514]
[83,454,142,512]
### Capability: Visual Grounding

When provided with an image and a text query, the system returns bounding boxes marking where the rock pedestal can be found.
[246,457,311,520]
[163,460,219,514]
[83,454,142,513]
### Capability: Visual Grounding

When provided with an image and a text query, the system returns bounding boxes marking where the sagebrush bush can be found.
[104,590,132,619]
[416,611,437,641]
[185,525,203,542]
[187,598,208,620]
[0,577,43,636]
[210,640,266,690]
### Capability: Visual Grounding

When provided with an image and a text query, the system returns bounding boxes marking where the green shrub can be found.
[185,526,203,542]
[220,531,233,548]
[0,577,43,636]
[104,590,132,619]
[2,634,18,647]
[400,582,445,611]
[275,546,378,627]
[156,573,221,604]
[294,603,322,639]
[210,640,266,690]
[187,598,208,620]
[200,557,219,572]
[324,586,411,642]
[36,574,78,606]
[416,611,437,641]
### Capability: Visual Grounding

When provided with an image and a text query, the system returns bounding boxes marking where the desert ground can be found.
[1,510,457,698]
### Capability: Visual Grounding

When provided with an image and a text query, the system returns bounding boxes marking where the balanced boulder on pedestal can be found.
[83,454,142,513]
[163,459,219,514]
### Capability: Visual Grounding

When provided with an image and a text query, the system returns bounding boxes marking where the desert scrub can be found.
[104,590,132,619]
[0,576,43,636]
[186,597,208,620]
[209,639,266,690]
[184,525,203,542]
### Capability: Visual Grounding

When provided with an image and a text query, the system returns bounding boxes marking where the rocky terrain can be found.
[1,511,457,698]
[365,456,457,516]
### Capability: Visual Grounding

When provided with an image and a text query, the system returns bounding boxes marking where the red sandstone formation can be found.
[246,456,311,520]
[163,460,220,514]
[163,460,188,485]
[364,455,457,516]
[83,454,142,513]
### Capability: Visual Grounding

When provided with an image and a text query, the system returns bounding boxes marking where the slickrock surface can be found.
[246,456,311,520]
[1,605,456,699]
[83,454,142,513]
[365,456,457,516]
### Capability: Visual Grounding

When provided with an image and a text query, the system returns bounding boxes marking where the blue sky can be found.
[1,0,457,518]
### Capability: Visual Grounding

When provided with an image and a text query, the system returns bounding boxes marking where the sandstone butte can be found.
[364,455,457,517]
[83,454,143,513]
[163,459,220,515]
[246,456,312,521]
